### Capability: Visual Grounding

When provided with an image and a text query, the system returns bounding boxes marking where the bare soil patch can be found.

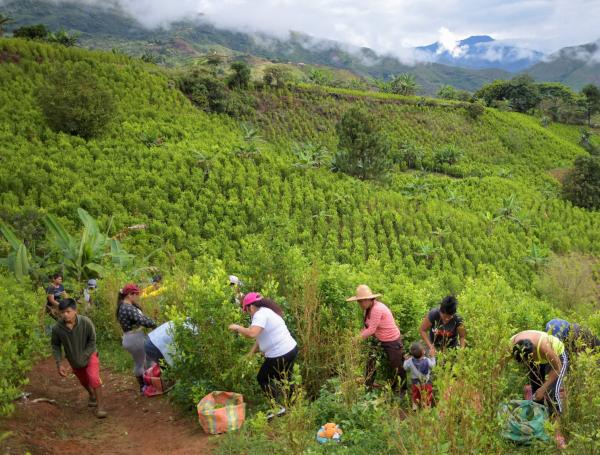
[0,358,213,455]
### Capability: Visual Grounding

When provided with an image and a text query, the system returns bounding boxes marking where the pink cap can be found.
[242,292,262,312]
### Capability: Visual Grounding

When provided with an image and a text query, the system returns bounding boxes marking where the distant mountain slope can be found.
[1,0,510,94]
[527,40,600,89]
[416,35,543,72]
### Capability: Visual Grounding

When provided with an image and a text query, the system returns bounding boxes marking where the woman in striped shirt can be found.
[347,284,407,394]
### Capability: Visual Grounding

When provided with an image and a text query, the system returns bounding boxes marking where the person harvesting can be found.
[511,330,567,415]
[347,284,407,395]
[420,295,466,356]
[116,283,157,393]
[228,292,298,419]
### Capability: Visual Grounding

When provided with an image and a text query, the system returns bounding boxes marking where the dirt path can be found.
[0,358,213,455]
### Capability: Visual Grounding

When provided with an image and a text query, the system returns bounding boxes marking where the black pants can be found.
[527,352,568,415]
[257,346,298,400]
[365,338,407,393]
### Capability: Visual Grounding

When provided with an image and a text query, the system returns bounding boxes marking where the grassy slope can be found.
[0,38,599,296]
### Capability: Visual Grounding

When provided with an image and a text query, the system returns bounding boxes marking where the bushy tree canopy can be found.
[563,155,600,210]
[333,107,391,180]
[37,61,115,138]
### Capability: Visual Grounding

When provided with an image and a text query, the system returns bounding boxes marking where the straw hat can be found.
[346,284,381,302]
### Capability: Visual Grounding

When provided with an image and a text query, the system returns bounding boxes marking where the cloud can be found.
[544,39,600,64]
[8,0,600,61]
[437,27,469,58]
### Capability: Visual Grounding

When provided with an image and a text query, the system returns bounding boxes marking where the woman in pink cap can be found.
[228,292,298,418]
[347,284,407,395]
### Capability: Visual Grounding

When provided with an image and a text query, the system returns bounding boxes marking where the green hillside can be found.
[1,0,510,94]
[527,41,600,90]
[1,39,599,453]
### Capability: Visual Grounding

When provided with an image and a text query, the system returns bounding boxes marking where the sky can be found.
[27,0,600,58]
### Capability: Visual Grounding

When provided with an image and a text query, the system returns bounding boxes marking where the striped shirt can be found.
[361,301,401,342]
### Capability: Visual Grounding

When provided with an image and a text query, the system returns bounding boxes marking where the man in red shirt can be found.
[347,284,407,395]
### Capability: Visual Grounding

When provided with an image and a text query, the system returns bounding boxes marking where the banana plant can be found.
[44,208,134,281]
[0,222,31,282]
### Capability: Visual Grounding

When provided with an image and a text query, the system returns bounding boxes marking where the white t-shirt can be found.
[251,307,297,358]
[148,321,176,366]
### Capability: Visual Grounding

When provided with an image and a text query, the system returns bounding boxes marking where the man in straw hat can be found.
[347,284,407,395]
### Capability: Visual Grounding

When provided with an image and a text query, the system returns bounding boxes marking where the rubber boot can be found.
[136,375,145,394]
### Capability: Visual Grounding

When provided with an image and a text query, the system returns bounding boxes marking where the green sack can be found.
[497,400,549,444]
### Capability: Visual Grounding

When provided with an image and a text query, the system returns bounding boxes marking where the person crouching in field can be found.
[228,292,298,419]
[403,342,436,409]
[347,285,407,396]
[51,299,107,418]
[511,330,567,415]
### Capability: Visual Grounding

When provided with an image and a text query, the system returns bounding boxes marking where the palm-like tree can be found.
[391,73,420,96]
[0,14,14,37]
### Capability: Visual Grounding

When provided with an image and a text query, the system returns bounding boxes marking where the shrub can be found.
[178,70,229,114]
[168,262,263,409]
[433,145,463,167]
[262,65,293,89]
[37,62,115,138]
[12,24,48,40]
[0,275,44,415]
[228,61,251,90]
[464,101,485,119]
[535,253,599,313]
[563,155,600,209]
[561,350,600,451]
[332,107,391,180]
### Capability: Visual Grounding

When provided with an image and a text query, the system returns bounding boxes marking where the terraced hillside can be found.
[1,39,599,454]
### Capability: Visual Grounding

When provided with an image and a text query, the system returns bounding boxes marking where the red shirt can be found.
[361,301,401,342]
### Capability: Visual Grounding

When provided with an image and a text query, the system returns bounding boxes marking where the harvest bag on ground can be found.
[498,399,549,444]
[197,391,246,434]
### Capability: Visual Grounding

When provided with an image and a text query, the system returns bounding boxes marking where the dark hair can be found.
[52,273,63,280]
[440,295,458,315]
[115,290,144,318]
[512,339,535,363]
[253,298,284,317]
[58,298,77,311]
[115,290,126,318]
[410,341,425,358]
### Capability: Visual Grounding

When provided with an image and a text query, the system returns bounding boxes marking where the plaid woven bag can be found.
[197,391,246,434]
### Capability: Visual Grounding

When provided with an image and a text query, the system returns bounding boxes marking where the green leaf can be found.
[14,244,30,282]
[44,214,74,253]
[84,263,105,275]
[0,223,22,251]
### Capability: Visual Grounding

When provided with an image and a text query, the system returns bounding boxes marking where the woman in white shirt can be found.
[229,292,298,416]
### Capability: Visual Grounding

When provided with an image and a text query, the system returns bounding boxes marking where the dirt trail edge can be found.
[0,358,213,455]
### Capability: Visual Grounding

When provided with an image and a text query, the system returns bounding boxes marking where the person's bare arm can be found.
[420,316,436,355]
[248,341,259,356]
[534,339,562,401]
[229,324,263,339]
[48,293,58,306]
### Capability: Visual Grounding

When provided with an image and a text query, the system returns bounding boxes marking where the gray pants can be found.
[122,331,147,376]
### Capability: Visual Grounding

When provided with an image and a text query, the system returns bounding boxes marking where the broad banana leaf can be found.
[44,214,75,254]
[84,263,105,275]
[110,239,134,268]
[0,222,21,250]
[14,244,30,282]
[77,208,101,233]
